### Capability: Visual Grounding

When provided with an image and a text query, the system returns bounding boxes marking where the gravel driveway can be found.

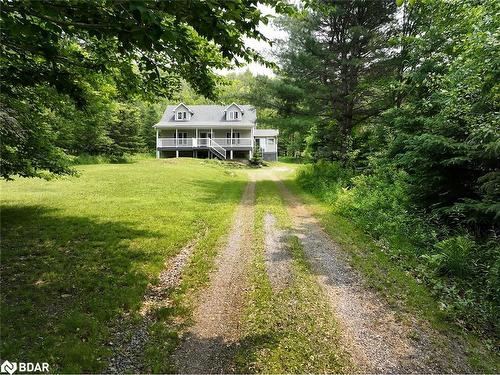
[172,180,256,373]
[274,177,470,373]
[111,166,472,374]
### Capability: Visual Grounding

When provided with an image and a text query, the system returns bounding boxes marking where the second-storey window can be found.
[228,111,240,120]
[176,111,189,120]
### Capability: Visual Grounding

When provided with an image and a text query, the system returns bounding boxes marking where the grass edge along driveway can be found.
[282,165,500,373]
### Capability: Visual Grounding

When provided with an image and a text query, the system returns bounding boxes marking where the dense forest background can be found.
[1,0,498,340]
[265,0,499,339]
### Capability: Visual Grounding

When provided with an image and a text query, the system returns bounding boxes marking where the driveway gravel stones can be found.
[108,166,472,374]
[172,180,256,374]
[275,179,470,373]
[106,236,201,374]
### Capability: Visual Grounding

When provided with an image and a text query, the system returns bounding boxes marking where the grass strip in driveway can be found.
[235,179,350,373]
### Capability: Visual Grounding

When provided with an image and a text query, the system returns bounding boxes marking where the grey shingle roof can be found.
[155,104,257,127]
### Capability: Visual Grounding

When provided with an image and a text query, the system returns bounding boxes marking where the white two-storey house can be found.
[154,103,278,161]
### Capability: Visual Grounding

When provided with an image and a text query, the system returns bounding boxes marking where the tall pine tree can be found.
[276,0,397,163]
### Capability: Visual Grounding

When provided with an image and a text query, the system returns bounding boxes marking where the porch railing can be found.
[211,138,252,147]
[157,138,193,147]
[157,137,252,148]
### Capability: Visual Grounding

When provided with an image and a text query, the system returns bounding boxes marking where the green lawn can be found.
[0,158,246,373]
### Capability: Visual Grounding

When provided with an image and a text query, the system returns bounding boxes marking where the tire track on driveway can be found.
[106,233,203,374]
[172,179,255,374]
[274,176,470,374]
[263,212,292,292]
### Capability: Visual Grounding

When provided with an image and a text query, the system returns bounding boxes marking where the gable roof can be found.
[172,102,194,114]
[223,102,244,112]
[155,104,257,127]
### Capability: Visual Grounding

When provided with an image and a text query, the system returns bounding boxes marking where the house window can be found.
[228,111,240,120]
[267,138,275,145]
[178,132,188,145]
[234,132,240,144]
[226,132,240,145]
[176,111,189,120]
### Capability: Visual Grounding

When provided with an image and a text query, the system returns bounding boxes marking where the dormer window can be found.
[228,111,240,120]
[224,103,244,121]
[173,103,193,121]
[176,111,190,120]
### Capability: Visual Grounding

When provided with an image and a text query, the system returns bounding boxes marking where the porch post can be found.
[230,128,233,146]
[230,150,234,160]
[175,128,179,158]
[156,129,159,159]
[250,126,254,160]
[251,126,254,148]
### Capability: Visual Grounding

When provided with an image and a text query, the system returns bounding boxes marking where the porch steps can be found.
[209,139,226,160]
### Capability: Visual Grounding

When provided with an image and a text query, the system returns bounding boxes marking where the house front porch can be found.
[158,149,251,159]
[156,128,253,160]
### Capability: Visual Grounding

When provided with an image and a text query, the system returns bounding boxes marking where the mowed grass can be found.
[0,158,246,373]
[236,180,350,373]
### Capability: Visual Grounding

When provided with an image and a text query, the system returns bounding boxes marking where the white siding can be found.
[258,137,277,153]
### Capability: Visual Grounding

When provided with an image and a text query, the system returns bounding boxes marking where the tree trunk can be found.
[339,99,353,165]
